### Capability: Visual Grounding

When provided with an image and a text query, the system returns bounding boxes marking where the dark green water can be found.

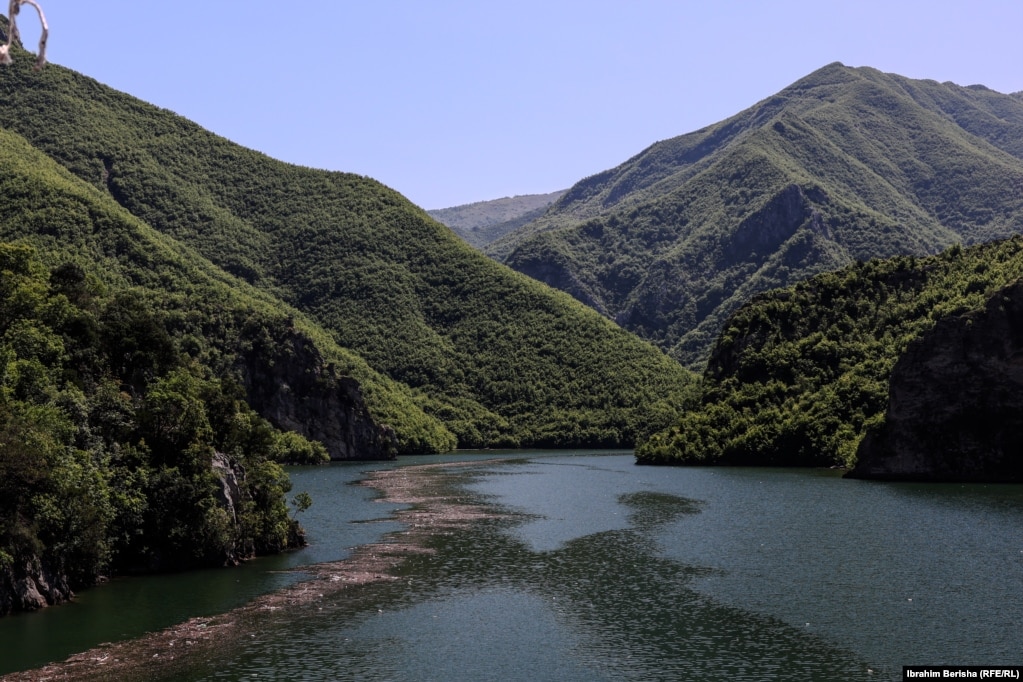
[2,452,1021,681]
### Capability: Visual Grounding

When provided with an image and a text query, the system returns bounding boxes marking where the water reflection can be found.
[164,460,877,681]
[5,453,1020,681]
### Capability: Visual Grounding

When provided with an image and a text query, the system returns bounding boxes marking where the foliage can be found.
[0,242,330,589]
[0,45,697,608]
[0,52,692,450]
[637,237,1023,466]
[490,63,1023,367]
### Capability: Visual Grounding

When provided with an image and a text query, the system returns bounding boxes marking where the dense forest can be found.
[0,241,315,607]
[636,238,1023,468]
[0,117,417,612]
[0,48,693,453]
[489,63,1023,367]
[5,21,1023,619]
[0,33,692,613]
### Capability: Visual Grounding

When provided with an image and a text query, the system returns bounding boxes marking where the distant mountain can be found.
[429,191,566,248]
[0,44,691,453]
[489,63,1023,367]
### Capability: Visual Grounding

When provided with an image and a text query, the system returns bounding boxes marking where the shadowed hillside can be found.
[637,237,1023,471]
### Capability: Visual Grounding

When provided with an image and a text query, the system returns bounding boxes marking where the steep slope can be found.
[0,123,422,614]
[490,63,1023,366]
[0,120,446,455]
[850,278,1023,482]
[0,46,691,449]
[636,237,1023,472]
[429,191,566,249]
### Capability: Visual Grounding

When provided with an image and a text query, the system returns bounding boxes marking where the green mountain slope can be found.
[636,237,1023,468]
[489,63,1023,367]
[0,121,451,455]
[0,121,427,612]
[429,191,566,249]
[0,46,691,450]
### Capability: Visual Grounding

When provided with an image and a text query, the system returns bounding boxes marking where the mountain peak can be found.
[489,65,1023,366]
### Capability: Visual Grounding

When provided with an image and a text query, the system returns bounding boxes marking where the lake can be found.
[1,451,1021,681]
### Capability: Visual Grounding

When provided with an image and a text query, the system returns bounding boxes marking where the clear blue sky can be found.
[17,1,1023,208]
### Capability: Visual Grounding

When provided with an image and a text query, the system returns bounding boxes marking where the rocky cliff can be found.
[850,280,1023,481]
[237,323,397,461]
[0,558,73,616]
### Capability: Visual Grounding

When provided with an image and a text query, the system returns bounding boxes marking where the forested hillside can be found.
[0,35,697,613]
[490,63,1023,366]
[0,123,408,614]
[11,32,1023,617]
[636,237,1023,468]
[0,47,692,452]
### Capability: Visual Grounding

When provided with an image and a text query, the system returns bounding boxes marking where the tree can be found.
[291,491,312,517]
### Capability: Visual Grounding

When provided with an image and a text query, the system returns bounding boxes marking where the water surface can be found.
[2,451,1021,681]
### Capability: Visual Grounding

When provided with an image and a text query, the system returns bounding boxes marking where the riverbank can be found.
[1,460,502,682]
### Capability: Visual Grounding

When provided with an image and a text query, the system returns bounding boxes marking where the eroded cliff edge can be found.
[1,320,396,617]
[850,280,1023,482]
[237,323,397,461]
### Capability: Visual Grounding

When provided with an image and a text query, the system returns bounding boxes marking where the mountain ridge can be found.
[488,62,1023,366]
[0,39,692,451]
[428,191,567,249]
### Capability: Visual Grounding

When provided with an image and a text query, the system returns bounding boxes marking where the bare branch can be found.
[2,0,49,69]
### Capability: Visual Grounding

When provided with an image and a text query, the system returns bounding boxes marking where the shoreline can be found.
[1,459,504,682]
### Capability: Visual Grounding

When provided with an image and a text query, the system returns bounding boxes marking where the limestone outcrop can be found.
[850,280,1023,481]
[237,323,397,461]
[0,558,73,616]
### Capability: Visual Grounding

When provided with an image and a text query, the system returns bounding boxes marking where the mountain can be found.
[428,191,566,249]
[488,63,1023,367]
[0,122,402,613]
[636,237,1023,473]
[0,35,694,612]
[0,40,692,452]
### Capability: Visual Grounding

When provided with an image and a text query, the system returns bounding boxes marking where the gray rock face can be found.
[237,324,397,461]
[0,558,73,616]
[211,451,244,523]
[728,184,832,262]
[850,280,1023,481]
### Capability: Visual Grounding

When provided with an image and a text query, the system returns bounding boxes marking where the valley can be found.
[0,22,1021,680]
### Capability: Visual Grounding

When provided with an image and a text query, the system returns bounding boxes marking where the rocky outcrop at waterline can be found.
[0,558,74,616]
[0,450,280,617]
[850,280,1023,482]
[236,323,397,461]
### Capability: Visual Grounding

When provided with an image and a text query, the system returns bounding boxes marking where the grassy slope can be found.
[490,63,1023,367]
[0,51,691,449]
